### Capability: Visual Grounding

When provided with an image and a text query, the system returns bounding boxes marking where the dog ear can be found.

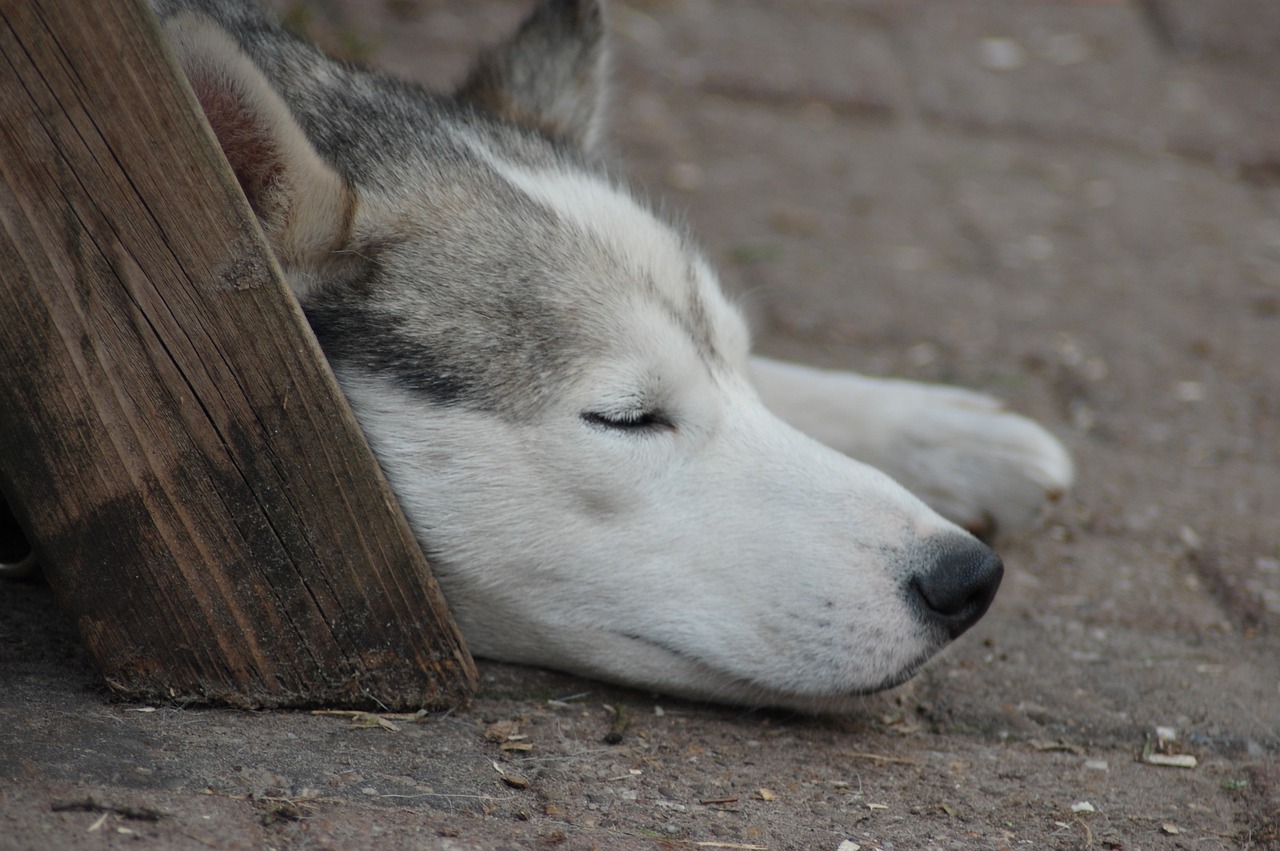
[457,0,609,153]
[162,13,352,299]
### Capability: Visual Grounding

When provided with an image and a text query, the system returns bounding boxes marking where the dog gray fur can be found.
[142,0,1074,709]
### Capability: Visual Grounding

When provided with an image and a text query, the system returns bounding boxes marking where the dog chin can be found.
[568,630,945,712]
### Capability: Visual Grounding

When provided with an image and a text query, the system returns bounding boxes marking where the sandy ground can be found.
[3,0,1279,848]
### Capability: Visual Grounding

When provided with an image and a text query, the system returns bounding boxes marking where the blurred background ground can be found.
[2,0,1278,848]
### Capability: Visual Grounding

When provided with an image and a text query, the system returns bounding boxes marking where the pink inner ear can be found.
[189,74,285,219]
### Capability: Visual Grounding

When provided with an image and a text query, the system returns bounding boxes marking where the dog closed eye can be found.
[580,410,674,432]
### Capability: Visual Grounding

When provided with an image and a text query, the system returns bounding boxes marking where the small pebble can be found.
[979,37,1026,71]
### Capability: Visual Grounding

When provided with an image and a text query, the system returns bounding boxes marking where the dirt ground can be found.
[3,0,1279,848]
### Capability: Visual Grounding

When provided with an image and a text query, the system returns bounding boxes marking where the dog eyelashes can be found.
[581,410,674,433]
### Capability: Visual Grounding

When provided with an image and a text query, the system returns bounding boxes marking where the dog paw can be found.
[748,358,1073,537]
[867,384,1074,538]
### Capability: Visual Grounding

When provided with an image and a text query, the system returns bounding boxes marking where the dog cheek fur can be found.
[331,367,945,700]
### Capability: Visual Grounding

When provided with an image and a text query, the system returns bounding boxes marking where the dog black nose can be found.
[908,538,1004,639]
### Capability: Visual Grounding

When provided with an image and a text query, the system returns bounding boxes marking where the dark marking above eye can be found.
[581,410,674,432]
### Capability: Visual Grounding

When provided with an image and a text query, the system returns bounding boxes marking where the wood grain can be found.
[0,0,477,709]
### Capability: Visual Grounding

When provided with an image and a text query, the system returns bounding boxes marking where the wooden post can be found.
[0,0,477,709]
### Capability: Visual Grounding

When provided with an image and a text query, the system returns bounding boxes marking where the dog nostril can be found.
[909,538,1004,639]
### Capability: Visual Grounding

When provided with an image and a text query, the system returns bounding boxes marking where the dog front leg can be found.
[748,356,1073,538]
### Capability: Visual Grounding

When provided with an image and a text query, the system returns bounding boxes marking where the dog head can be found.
[161,0,1002,709]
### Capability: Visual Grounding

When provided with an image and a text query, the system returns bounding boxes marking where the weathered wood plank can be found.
[0,0,477,709]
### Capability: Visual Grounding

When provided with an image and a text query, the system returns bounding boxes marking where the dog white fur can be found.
[152,0,1072,710]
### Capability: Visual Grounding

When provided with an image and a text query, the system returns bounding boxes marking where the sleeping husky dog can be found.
[147,0,1072,709]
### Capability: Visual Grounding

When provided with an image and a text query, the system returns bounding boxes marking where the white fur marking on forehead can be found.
[465,138,751,362]
[467,144,679,283]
